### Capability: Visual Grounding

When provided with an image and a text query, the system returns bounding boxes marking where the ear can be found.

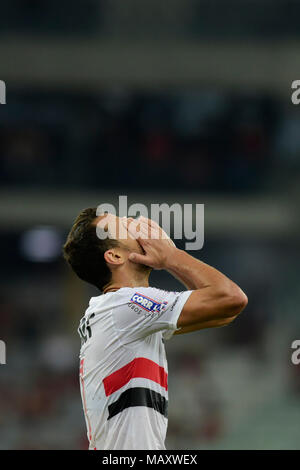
[104,247,125,267]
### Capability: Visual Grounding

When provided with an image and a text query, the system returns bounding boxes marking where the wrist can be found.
[163,247,185,270]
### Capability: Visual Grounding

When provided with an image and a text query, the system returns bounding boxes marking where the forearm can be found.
[165,248,240,295]
[126,219,247,329]
[174,314,238,335]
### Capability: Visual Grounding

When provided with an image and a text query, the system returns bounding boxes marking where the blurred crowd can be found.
[0,88,299,194]
[1,0,300,39]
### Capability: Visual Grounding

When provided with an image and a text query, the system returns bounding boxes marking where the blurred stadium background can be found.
[1,0,300,450]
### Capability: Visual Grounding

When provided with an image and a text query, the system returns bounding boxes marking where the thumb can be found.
[128,252,148,264]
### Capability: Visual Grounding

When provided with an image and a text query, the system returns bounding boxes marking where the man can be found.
[63,208,247,450]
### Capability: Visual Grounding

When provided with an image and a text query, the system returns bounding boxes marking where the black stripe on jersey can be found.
[107,387,168,420]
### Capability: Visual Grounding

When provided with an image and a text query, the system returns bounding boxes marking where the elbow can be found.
[218,314,239,327]
[222,287,248,318]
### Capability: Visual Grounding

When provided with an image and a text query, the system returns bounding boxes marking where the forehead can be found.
[93,213,119,226]
[92,213,125,240]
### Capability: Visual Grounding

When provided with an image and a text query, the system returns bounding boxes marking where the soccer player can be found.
[63,209,247,450]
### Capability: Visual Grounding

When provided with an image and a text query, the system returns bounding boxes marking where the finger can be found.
[138,216,162,236]
[136,224,154,239]
[132,217,175,248]
[139,216,159,230]
[137,220,160,239]
[137,218,172,242]
[139,217,168,238]
[128,252,151,265]
[138,216,151,224]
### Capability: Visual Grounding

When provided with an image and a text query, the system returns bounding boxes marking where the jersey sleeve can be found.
[112,286,192,343]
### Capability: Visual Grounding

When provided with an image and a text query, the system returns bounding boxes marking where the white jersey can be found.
[78,286,192,450]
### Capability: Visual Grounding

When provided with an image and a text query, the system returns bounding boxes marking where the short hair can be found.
[63,207,119,291]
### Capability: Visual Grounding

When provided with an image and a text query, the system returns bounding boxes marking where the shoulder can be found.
[126,286,175,304]
[129,286,177,298]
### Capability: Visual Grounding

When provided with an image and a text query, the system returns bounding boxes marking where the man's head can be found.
[63,208,151,291]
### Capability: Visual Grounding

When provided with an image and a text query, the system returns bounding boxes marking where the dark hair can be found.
[63,207,119,291]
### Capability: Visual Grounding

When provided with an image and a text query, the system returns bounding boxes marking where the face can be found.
[94,213,145,255]
[94,213,151,277]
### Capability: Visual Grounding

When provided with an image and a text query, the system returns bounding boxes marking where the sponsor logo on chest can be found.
[130,293,168,313]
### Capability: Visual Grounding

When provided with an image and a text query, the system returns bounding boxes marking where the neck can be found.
[103,270,150,294]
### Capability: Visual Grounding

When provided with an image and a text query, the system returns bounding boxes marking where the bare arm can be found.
[127,217,247,334]
[164,249,246,332]
[173,315,238,335]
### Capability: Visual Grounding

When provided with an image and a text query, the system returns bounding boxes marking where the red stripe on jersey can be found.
[103,357,168,396]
